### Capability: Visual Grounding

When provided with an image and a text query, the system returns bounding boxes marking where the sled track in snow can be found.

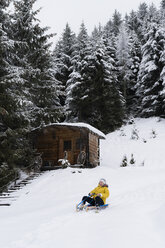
[0,172,44,207]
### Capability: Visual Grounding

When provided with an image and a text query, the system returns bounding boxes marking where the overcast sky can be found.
[34,0,161,46]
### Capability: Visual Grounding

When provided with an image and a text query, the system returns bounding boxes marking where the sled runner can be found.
[85,204,109,212]
[76,200,85,211]
[76,201,109,212]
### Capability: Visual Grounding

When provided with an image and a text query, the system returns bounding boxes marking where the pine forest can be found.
[0,0,165,188]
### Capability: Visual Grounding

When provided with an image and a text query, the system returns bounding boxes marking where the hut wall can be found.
[88,133,99,167]
[36,127,88,166]
[36,128,59,166]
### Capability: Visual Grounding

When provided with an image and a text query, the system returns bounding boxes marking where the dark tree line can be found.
[0,0,164,187]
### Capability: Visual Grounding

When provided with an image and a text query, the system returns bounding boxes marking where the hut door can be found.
[59,139,73,164]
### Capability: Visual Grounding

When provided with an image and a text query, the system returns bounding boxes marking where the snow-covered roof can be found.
[33,122,106,139]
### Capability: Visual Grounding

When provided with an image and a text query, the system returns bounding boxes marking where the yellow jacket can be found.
[90,185,109,204]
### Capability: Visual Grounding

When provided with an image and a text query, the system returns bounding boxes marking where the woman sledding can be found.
[78,178,109,210]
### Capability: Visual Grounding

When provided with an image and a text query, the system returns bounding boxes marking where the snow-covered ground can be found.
[0,117,165,248]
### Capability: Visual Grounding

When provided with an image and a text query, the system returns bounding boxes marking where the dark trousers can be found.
[82,196,104,206]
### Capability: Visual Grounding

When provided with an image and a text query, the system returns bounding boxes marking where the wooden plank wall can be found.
[36,127,59,165]
[88,133,99,167]
[36,127,87,166]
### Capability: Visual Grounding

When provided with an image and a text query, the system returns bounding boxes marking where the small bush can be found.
[131,126,139,140]
[150,129,157,139]
[120,129,126,136]
[130,154,135,165]
[120,155,128,167]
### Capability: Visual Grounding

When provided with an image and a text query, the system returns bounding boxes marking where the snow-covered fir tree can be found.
[112,10,122,36]
[136,20,165,117]
[116,23,131,102]
[53,24,76,109]
[100,35,126,132]
[136,2,148,42]
[67,33,126,133]
[126,10,139,33]
[137,2,148,21]
[159,0,165,116]
[91,24,103,43]
[104,19,113,38]
[65,22,91,121]
[12,0,62,127]
[126,30,141,113]
[160,0,165,23]
[0,0,32,178]
[147,3,160,22]
[125,10,143,41]
[0,0,15,168]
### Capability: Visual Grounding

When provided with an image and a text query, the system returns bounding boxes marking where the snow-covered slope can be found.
[101,117,165,168]
[0,118,165,248]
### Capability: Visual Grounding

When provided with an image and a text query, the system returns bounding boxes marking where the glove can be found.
[97,193,102,197]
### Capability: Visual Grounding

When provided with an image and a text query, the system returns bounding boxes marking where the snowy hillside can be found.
[0,118,165,248]
[101,117,165,168]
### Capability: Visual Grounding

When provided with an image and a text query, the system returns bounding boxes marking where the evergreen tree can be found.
[12,0,62,127]
[126,30,141,114]
[0,0,32,179]
[126,10,141,36]
[112,10,122,36]
[74,22,90,64]
[67,34,125,133]
[159,3,165,116]
[104,19,113,38]
[116,23,131,102]
[77,22,89,50]
[0,0,15,167]
[97,37,125,132]
[137,22,165,117]
[65,22,91,121]
[147,3,159,23]
[160,0,165,23]
[53,24,76,108]
[91,24,103,43]
[137,2,148,20]
[136,2,148,42]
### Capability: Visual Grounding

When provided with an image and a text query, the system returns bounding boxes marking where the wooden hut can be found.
[31,123,105,170]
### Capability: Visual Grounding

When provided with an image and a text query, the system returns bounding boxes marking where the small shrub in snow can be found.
[131,126,139,140]
[150,129,157,138]
[128,118,135,125]
[119,129,126,136]
[120,155,128,167]
[130,154,135,165]
[143,138,147,143]
[140,161,145,166]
